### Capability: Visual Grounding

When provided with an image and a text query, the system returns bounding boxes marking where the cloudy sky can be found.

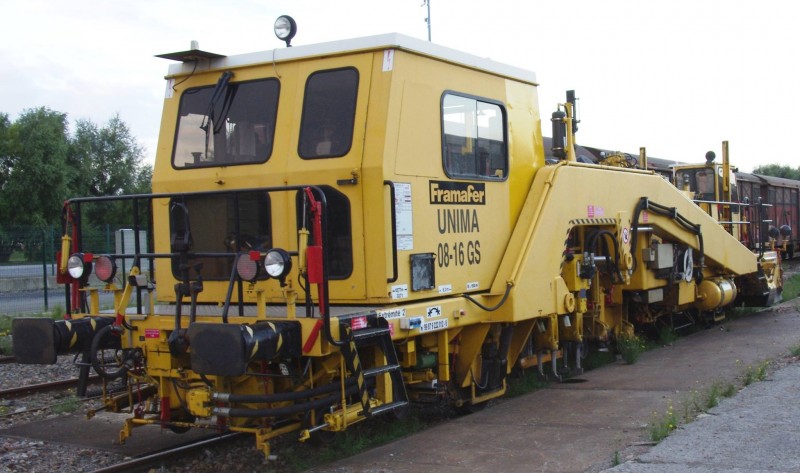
[2,0,796,172]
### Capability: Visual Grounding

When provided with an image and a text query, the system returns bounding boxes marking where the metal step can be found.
[352,327,391,341]
[368,400,409,417]
[363,364,401,378]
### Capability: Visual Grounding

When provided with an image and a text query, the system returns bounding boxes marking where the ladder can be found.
[340,315,408,417]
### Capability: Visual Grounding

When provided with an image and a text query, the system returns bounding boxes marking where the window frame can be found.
[297,67,359,160]
[171,77,280,170]
[440,91,509,182]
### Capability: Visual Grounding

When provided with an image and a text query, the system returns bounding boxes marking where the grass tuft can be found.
[616,333,646,364]
[51,395,81,415]
[649,401,678,442]
[741,360,770,386]
[782,274,800,301]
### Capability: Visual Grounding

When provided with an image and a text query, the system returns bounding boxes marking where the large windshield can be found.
[172,77,279,168]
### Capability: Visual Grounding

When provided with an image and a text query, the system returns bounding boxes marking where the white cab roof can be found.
[165,33,537,85]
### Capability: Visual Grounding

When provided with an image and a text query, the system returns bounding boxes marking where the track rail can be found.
[89,432,244,473]
[0,376,100,399]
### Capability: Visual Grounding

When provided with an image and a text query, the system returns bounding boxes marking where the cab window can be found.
[172,78,279,168]
[441,93,507,180]
[676,168,716,201]
[298,68,358,159]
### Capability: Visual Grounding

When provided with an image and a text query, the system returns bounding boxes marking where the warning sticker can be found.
[145,329,160,339]
[622,227,630,244]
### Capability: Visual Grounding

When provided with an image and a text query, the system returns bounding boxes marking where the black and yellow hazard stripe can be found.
[341,326,371,415]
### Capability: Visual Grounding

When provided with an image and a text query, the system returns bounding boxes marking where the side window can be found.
[298,68,358,159]
[441,93,507,180]
[173,78,279,168]
[296,187,353,279]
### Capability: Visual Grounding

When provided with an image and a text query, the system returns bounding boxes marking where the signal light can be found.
[236,252,262,282]
[95,256,117,283]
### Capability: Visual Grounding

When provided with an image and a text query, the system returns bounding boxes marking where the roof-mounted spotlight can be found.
[705,151,716,164]
[274,15,297,47]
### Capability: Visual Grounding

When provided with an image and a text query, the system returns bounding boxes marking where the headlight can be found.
[274,15,297,46]
[236,251,262,282]
[264,248,292,279]
[94,255,117,283]
[67,253,92,280]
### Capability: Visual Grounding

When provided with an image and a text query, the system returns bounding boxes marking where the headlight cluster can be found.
[235,248,293,283]
[66,253,118,283]
[66,248,294,285]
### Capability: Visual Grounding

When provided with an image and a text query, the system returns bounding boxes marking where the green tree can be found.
[69,115,152,225]
[0,107,71,226]
[753,163,800,180]
[70,115,150,197]
[0,113,15,261]
[0,113,11,193]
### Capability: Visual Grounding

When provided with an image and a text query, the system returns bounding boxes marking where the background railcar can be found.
[750,173,800,258]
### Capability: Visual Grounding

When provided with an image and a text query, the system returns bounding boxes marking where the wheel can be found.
[167,412,196,434]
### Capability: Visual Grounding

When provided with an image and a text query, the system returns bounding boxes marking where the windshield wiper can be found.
[199,71,234,159]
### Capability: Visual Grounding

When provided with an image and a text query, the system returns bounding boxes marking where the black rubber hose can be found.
[223,384,360,418]
[90,325,129,380]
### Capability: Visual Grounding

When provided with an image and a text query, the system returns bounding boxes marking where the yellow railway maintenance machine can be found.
[672,144,783,310]
[13,17,781,457]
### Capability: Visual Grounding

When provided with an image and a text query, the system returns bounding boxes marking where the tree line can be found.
[751,163,800,181]
[0,107,151,227]
[0,107,152,262]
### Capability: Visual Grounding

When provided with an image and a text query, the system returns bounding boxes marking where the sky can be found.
[2,0,797,173]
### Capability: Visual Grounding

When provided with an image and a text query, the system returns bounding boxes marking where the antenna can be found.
[422,0,431,42]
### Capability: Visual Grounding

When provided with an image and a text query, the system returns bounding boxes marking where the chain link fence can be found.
[0,225,139,315]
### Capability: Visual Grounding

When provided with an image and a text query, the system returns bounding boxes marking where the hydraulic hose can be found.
[90,325,129,380]
[630,197,705,279]
[218,384,360,418]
